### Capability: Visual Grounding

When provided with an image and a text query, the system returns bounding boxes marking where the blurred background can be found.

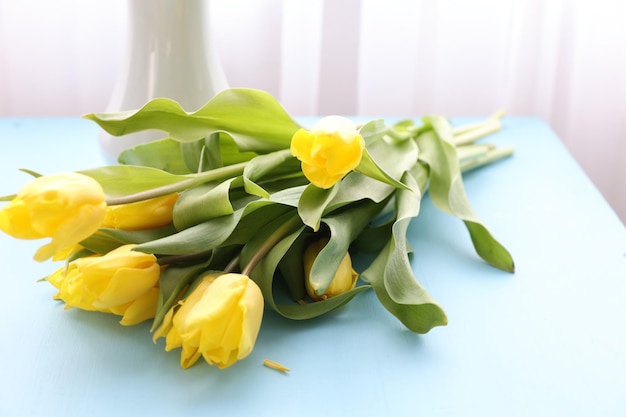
[0,0,625,223]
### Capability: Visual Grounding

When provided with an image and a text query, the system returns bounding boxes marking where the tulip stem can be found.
[459,146,515,173]
[224,254,241,273]
[105,161,248,206]
[241,214,302,276]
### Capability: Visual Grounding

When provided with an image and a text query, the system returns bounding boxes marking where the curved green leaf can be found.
[359,119,388,145]
[83,88,301,153]
[270,184,307,208]
[221,204,293,247]
[79,165,189,197]
[362,240,448,333]
[242,149,297,198]
[276,231,313,301]
[326,128,419,212]
[246,219,371,320]
[135,213,240,255]
[134,200,293,255]
[172,178,236,230]
[355,147,412,190]
[308,200,385,297]
[79,225,178,254]
[276,286,371,319]
[360,172,448,333]
[417,115,515,272]
[118,138,192,174]
[297,183,339,231]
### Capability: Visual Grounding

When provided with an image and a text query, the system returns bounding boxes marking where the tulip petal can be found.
[0,199,43,239]
[290,117,365,189]
[94,262,160,309]
[160,273,264,369]
[118,287,160,326]
[34,203,106,261]
[102,193,178,230]
[301,163,343,189]
[290,129,314,163]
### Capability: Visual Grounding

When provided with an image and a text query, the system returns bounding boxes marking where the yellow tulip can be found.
[154,273,264,369]
[46,244,160,325]
[102,193,178,230]
[290,116,365,189]
[303,238,359,300]
[0,173,106,261]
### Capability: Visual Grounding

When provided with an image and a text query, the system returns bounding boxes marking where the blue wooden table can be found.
[1,117,625,416]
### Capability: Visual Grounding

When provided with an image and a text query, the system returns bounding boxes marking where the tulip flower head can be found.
[303,238,359,300]
[154,273,264,369]
[0,172,106,261]
[47,244,161,325]
[290,116,365,189]
[102,193,178,230]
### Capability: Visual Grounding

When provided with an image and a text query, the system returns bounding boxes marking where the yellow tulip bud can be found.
[0,173,106,261]
[46,244,160,325]
[102,193,178,230]
[154,273,264,369]
[303,238,359,300]
[290,116,365,189]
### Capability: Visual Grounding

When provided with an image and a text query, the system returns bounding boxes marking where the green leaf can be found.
[353,119,415,190]
[135,215,238,255]
[83,88,301,154]
[276,286,371,319]
[269,184,307,208]
[387,121,416,141]
[180,139,207,173]
[118,138,193,174]
[19,168,43,178]
[360,172,448,333]
[417,115,514,272]
[239,210,303,272]
[134,200,292,255]
[246,219,371,320]
[206,133,258,167]
[201,132,223,170]
[242,149,296,198]
[308,200,385,296]
[79,225,178,254]
[172,178,236,230]
[326,128,419,212]
[297,183,339,231]
[359,119,389,146]
[352,219,394,253]
[178,133,258,174]
[276,232,313,301]
[355,147,412,190]
[222,204,293,247]
[79,165,190,197]
[362,240,448,333]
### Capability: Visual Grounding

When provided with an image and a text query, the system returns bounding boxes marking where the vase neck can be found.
[113,0,228,111]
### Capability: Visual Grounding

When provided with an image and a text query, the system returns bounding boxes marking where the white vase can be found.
[99,0,228,163]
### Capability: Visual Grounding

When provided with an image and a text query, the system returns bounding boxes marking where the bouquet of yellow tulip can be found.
[0,88,514,370]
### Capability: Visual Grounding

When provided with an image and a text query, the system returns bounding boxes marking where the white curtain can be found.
[1,0,625,222]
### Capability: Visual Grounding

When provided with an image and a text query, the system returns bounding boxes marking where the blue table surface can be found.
[1,117,625,417]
